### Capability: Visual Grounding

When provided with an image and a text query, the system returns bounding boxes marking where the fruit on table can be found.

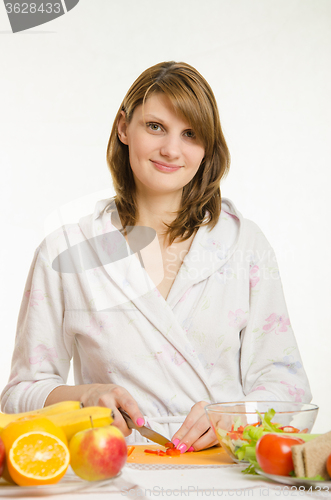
[256,433,305,476]
[8,431,70,486]
[0,415,68,484]
[47,406,113,441]
[0,401,82,431]
[69,425,127,481]
[0,437,5,477]
[327,453,331,478]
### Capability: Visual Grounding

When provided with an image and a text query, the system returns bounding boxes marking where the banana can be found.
[0,400,82,431]
[47,406,114,441]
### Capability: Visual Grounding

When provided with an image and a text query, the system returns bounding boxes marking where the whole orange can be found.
[327,453,331,478]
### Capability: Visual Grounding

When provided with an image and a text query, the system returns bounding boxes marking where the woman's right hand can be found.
[79,383,145,437]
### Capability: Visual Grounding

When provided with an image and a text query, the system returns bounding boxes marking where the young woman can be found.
[1,61,312,453]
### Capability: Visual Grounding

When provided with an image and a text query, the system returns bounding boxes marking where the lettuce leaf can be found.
[256,408,282,433]
[241,463,261,475]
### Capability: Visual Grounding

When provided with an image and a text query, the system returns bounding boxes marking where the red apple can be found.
[0,437,5,477]
[69,426,127,481]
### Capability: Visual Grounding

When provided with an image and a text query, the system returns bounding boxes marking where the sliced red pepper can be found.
[144,448,181,457]
[144,449,167,456]
[144,449,159,454]
[166,448,181,456]
[227,424,248,440]
[227,431,244,440]
[279,425,300,433]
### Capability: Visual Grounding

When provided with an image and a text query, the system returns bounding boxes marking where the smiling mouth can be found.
[151,160,182,171]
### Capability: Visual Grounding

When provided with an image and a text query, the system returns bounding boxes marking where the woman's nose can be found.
[160,134,181,159]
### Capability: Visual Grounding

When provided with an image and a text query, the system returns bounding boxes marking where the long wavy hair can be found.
[106,61,230,245]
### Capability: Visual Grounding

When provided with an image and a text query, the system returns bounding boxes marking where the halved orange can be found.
[7,431,70,486]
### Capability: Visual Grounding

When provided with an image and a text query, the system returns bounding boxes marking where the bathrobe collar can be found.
[79,197,242,306]
[78,197,242,399]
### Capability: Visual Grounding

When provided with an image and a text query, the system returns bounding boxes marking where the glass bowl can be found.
[205,401,319,463]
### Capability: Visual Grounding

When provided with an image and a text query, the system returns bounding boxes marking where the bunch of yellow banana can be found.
[48,407,114,441]
[0,401,114,441]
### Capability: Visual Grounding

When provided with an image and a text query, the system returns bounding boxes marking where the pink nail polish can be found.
[172,438,180,447]
[188,446,194,452]
[178,443,187,454]
[136,417,145,426]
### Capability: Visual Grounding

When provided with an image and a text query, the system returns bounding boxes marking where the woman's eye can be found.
[184,130,196,139]
[147,123,162,132]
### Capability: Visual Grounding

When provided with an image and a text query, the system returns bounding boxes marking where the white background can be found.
[0,1,330,431]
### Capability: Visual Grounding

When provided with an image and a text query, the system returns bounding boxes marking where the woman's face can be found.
[117,93,205,198]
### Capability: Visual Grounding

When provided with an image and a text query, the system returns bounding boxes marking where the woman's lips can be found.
[150,160,182,173]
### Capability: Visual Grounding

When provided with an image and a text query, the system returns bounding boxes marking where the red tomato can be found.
[327,453,331,478]
[256,434,305,476]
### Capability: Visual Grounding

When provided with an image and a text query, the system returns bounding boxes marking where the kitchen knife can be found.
[118,408,174,448]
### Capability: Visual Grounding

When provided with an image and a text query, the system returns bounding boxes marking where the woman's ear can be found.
[117,111,129,145]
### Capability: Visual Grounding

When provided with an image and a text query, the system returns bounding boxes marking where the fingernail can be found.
[188,446,194,452]
[178,443,187,454]
[172,438,180,447]
[136,417,145,426]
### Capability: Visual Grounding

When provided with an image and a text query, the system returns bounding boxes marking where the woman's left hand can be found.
[171,401,219,453]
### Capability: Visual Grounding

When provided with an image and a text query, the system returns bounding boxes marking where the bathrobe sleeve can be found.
[239,224,312,403]
[0,240,73,413]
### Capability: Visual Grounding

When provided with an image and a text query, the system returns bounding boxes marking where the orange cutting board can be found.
[127,445,234,465]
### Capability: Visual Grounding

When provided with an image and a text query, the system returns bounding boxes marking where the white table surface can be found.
[1,464,330,500]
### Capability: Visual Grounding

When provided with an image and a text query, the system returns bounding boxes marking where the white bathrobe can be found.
[1,198,312,442]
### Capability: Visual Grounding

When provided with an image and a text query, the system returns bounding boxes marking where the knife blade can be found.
[118,408,174,448]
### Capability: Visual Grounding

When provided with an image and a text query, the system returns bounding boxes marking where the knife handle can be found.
[118,407,137,430]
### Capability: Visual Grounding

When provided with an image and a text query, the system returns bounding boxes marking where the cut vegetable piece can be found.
[144,448,181,457]
[144,449,166,455]
[280,426,300,433]
[166,448,181,456]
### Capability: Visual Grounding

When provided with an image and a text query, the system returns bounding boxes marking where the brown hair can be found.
[106,61,230,245]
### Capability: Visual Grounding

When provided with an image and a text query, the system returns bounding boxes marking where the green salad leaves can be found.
[236,409,282,466]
